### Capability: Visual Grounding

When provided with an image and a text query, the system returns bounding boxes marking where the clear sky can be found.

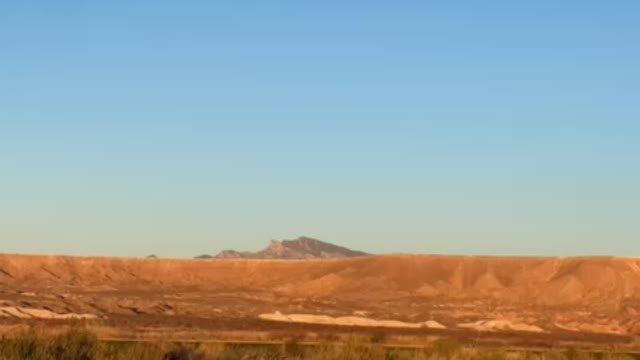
[1,1,639,258]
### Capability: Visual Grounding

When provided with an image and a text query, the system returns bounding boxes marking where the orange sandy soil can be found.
[1,254,640,350]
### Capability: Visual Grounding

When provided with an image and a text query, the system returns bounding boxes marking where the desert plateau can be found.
[2,240,640,355]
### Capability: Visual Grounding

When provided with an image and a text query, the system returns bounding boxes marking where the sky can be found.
[1,1,639,258]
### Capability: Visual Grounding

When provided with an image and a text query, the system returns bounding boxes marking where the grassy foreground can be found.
[1,327,639,360]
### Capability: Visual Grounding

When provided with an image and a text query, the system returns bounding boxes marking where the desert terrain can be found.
[2,252,640,351]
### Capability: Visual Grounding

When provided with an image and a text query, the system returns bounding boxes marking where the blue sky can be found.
[1,1,639,257]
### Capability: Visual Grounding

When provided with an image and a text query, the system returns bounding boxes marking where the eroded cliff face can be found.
[1,254,640,337]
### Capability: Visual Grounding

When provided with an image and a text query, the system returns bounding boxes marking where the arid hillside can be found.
[210,236,370,259]
[1,254,640,344]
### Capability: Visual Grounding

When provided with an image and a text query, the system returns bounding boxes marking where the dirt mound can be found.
[0,306,97,320]
[458,320,544,333]
[259,311,447,329]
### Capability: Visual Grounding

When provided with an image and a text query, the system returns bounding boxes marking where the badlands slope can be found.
[1,254,640,339]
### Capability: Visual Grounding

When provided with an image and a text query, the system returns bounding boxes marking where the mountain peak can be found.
[211,237,370,260]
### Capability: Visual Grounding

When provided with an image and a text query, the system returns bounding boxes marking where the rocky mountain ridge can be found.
[211,236,370,260]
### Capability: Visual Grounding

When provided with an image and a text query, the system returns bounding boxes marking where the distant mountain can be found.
[210,237,370,260]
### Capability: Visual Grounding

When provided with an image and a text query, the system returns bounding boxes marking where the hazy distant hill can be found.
[209,237,370,260]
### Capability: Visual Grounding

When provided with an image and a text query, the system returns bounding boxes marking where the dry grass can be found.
[1,327,638,360]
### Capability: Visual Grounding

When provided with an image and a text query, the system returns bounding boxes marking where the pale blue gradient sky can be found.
[1,1,639,257]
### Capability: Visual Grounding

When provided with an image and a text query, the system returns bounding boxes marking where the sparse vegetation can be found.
[430,338,462,359]
[50,327,99,360]
[0,327,638,360]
